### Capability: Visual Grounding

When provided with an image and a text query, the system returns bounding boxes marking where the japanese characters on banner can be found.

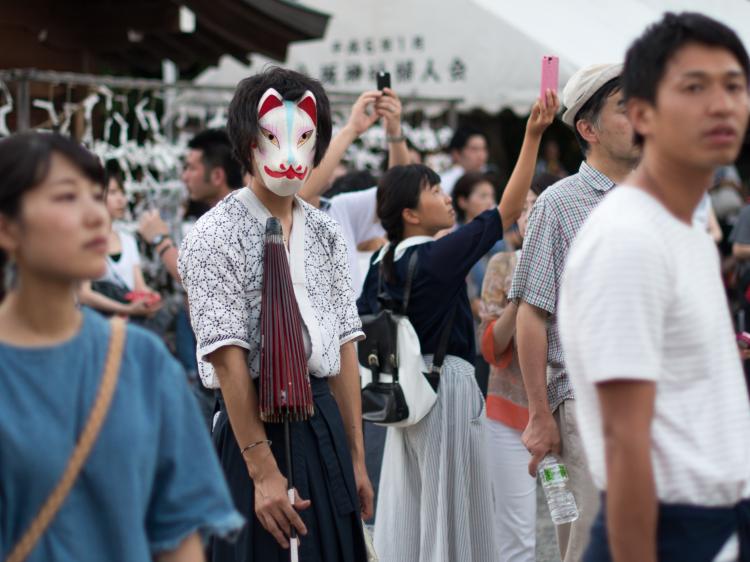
[199,0,750,116]
[294,34,468,90]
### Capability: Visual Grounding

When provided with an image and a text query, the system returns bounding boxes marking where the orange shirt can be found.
[481,320,529,431]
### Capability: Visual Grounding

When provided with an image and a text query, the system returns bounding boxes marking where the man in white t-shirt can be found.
[327,184,384,295]
[558,12,750,562]
[440,126,489,196]
[299,87,410,296]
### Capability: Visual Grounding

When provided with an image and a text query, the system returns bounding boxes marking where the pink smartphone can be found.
[541,55,559,97]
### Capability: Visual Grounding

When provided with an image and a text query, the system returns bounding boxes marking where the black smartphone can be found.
[376,71,391,91]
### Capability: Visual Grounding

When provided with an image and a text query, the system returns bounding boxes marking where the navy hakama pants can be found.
[210,377,367,562]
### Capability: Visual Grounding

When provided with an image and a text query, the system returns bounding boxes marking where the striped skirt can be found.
[210,377,367,562]
[373,355,498,562]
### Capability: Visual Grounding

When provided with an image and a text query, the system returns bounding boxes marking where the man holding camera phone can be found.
[509,62,640,562]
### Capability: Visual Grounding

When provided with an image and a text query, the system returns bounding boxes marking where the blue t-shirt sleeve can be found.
[424,209,503,285]
[145,348,244,553]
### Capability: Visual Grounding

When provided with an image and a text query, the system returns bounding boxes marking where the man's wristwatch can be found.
[151,233,170,247]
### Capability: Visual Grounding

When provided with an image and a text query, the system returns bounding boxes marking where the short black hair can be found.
[227,66,332,177]
[624,12,750,146]
[188,128,244,189]
[448,126,487,153]
[572,77,622,155]
[324,170,377,198]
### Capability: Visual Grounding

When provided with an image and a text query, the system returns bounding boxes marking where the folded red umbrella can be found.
[259,216,314,422]
[260,217,314,562]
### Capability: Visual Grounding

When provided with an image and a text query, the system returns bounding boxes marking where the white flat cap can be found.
[561,63,623,128]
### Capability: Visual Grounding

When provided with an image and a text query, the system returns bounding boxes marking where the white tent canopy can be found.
[196,0,750,114]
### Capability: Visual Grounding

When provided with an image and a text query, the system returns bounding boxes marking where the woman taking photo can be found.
[357,91,558,562]
[0,132,242,562]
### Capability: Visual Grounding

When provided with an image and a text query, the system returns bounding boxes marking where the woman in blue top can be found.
[357,91,558,562]
[0,132,243,561]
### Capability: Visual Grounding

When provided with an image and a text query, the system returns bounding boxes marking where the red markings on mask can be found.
[258,94,283,119]
[264,165,308,180]
[297,95,317,126]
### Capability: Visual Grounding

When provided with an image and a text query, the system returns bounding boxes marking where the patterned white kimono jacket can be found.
[177,187,364,389]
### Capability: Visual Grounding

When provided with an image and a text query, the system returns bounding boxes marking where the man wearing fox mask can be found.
[178,67,372,562]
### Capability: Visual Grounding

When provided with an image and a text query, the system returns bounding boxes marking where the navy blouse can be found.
[357,209,503,364]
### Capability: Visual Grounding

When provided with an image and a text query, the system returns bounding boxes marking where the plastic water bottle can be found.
[538,455,579,525]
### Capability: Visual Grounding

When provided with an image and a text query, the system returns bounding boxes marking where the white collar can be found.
[373,235,434,264]
[235,187,306,284]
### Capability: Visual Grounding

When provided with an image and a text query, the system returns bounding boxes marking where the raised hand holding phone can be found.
[527,89,560,137]
[376,71,391,91]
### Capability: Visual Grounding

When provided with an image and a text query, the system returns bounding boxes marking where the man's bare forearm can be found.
[328,342,365,463]
[158,243,181,283]
[598,381,658,562]
[516,301,551,416]
[209,345,278,480]
[387,138,410,168]
[299,127,358,202]
[606,437,658,562]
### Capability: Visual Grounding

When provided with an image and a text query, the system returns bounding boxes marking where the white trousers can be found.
[485,417,537,562]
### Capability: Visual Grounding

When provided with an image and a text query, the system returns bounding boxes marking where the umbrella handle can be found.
[285,419,299,562]
[289,487,299,562]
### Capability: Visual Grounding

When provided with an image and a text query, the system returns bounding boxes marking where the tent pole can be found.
[16,78,29,131]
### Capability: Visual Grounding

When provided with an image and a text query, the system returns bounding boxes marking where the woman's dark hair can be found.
[532,172,559,196]
[623,12,750,146]
[103,160,125,196]
[227,66,332,176]
[0,132,105,300]
[376,164,440,283]
[451,172,494,223]
[572,77,622,155]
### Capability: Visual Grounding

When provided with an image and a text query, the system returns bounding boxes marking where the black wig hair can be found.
[227,66,332,176]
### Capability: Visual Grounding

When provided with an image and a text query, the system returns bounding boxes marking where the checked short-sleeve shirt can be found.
[508,161,615,411]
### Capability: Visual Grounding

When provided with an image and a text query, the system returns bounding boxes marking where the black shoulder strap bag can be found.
[359,250,458,425]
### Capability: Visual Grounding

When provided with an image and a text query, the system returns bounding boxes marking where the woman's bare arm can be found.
[498,91,559,228]
[154,532,204,562]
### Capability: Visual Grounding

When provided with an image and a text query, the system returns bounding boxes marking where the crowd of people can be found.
[0,10,749,562]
